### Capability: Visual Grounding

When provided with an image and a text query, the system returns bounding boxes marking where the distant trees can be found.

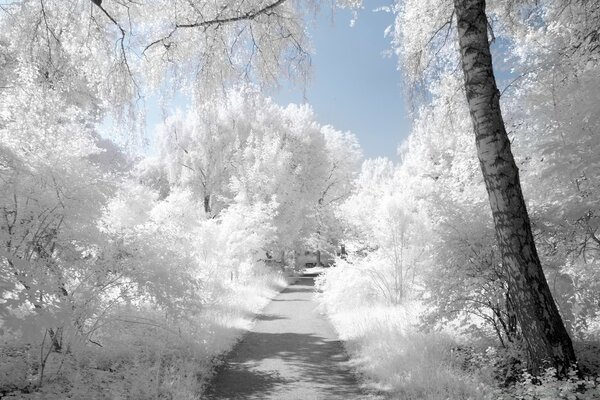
[143,86,361,263]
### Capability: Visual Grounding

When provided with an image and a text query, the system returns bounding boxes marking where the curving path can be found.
[205,275,374,400]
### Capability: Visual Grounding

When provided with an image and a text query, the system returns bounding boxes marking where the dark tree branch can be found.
[424,10,455,72]
[177,0,287,28]
[143,0,288,54]
[89,0,139,92]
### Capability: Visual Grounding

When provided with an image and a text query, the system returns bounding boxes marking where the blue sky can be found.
[271,2,412,160]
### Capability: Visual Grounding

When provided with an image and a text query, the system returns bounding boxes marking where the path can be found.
[205,275,369,400]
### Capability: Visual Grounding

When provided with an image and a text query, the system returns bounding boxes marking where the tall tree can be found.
[453,0,576,375]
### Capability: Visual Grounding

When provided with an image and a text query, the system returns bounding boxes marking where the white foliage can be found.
[392,0,456,84]
[149,86,361,255]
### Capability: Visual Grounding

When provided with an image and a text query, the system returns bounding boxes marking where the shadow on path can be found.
[254,314,288,322]
[205,276,367,400]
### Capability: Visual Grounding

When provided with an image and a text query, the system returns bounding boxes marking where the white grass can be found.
[315,267,500,400]
[325,303,496,399]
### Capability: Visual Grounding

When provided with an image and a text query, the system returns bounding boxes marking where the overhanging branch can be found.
[89,0,138,92]
[143,0,288,54]
[177,0,287,28]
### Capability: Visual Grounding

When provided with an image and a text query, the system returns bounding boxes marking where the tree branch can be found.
[143,0,288,54]
[177,0,287,28]
[89,0,139,92]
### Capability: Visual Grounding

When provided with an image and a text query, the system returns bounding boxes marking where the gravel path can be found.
[205,275,371,400]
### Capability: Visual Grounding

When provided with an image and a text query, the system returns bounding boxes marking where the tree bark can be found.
[453,0,576,375]
[204,194,211,215]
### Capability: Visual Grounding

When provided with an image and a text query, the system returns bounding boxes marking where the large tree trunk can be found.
[453,0,576,375]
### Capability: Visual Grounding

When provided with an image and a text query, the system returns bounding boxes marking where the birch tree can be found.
[390,0,581,374]
[452,0,576,375]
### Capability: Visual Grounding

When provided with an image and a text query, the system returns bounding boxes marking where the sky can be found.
[270,2,412,160]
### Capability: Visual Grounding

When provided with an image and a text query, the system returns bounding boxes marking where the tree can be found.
[308,126,362,263]
[151,100,241,215]
[141,87,361,261]
[500,0,600,338]
[452,0,576,375]
[0,0,313,158]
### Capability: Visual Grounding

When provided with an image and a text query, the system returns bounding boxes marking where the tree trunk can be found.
[453,0,576,375]
[204,194,211,214]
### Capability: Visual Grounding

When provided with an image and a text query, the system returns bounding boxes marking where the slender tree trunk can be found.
[316,250,321,267]
[204,194,211,215]
[453,0,576,375]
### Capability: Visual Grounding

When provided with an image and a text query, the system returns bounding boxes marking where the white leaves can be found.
[392,0,456,83]
[149,86,361,253]
[2,0,315,150]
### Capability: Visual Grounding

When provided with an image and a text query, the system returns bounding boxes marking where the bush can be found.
[508,368,600,400]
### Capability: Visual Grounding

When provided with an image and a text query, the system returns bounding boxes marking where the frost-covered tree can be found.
[486,0,600,342]
[0,23,121,357]
[146,93,246,214]
[142,87,361,263]
[0,0,312,123]
[388,0,583,374]
[307,126,362,263]
[335,156,430,306]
